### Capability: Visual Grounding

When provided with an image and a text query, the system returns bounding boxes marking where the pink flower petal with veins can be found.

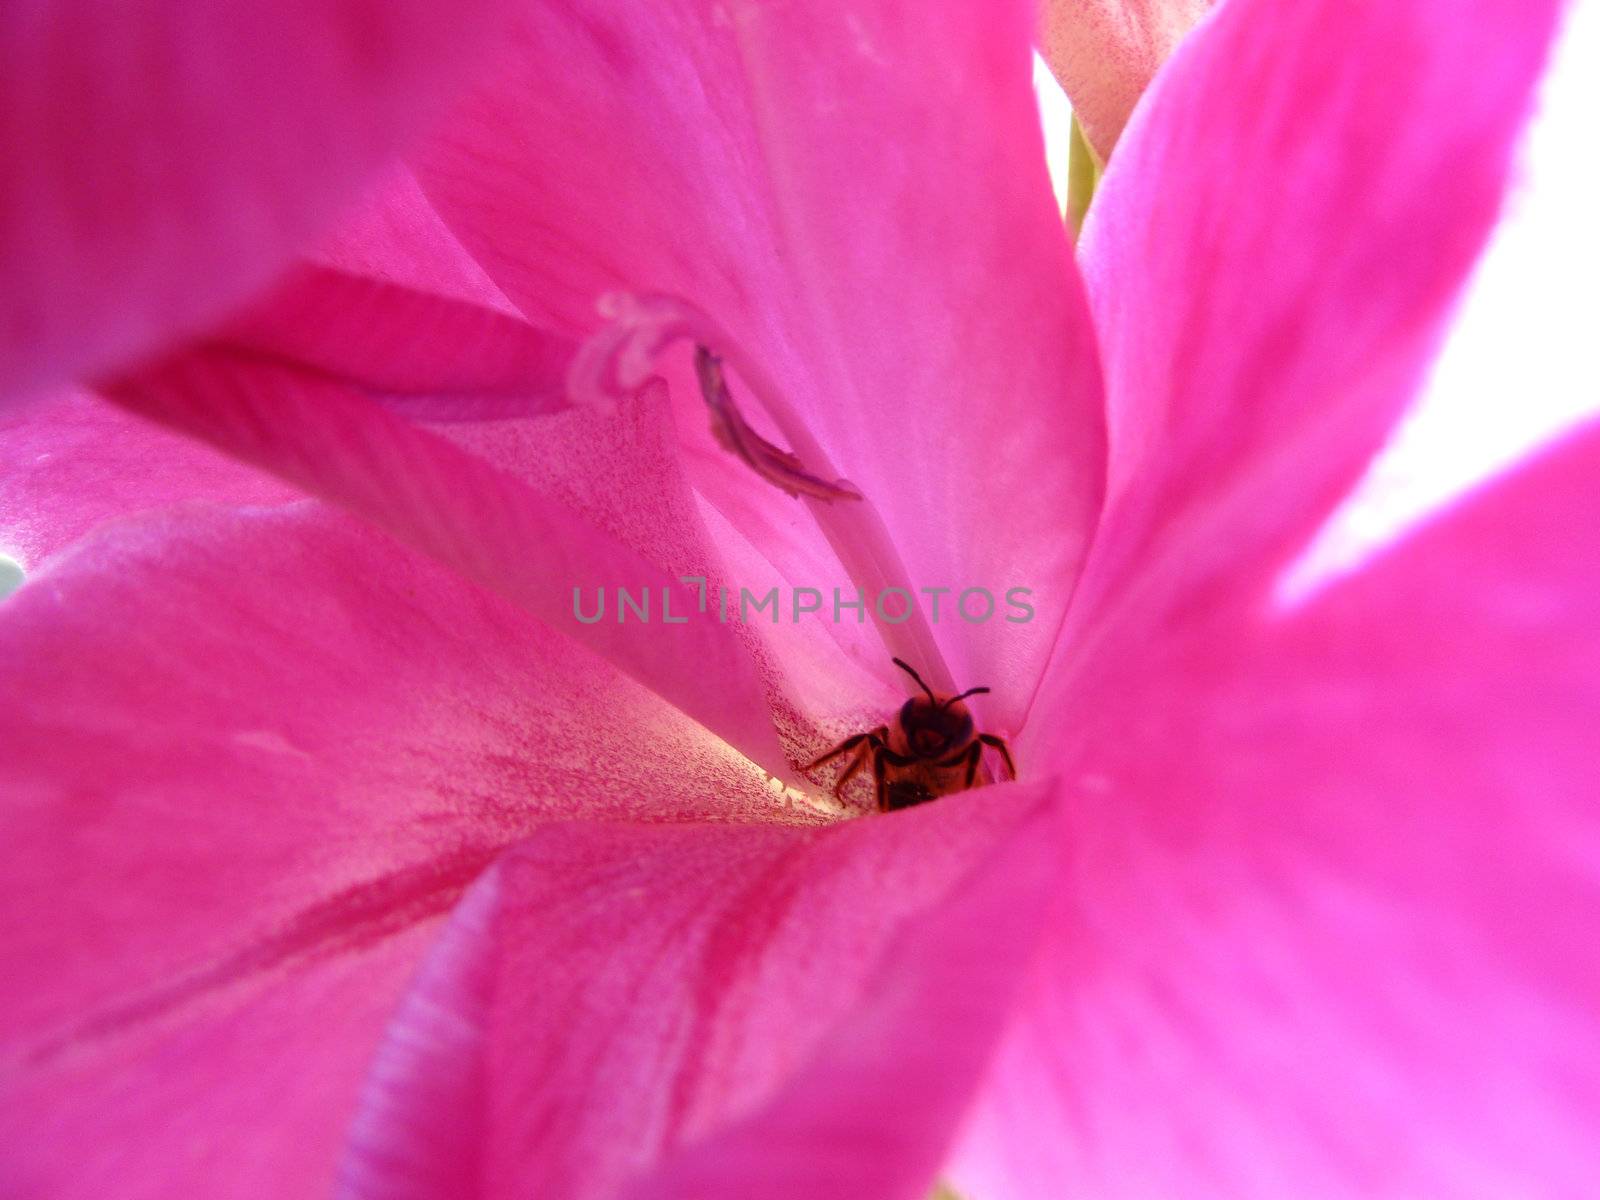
[956,419,1600,1197]
[217,264,576,417]
[0,504,803,1198]
[339,785,1059,1200]
[0,389,293,568]
[0,0,515,401]
[1030,0,1564,747]
[103,350,787,771]
[308,167,524,315]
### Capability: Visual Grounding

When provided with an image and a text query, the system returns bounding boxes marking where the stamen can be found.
[693,347,861,502]
[572,290,958,694]
[571,292,858,502]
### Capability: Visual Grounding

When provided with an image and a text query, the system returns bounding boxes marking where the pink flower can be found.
[1,0,1592,1197]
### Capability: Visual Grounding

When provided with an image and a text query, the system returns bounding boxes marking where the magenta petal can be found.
[415,2,763,340]
[1068,0,1562,634]
[4,922,440,1200]
[956,423,1600,1195]
[1038,0,1213,158]
[339,786,1060,1200]
[0,0,517,401]
[0,389,293,568]
[104,350,787,770]
[217,264,576,417]
[0,504,796,1197]
[309,166,523,314]
[625,800,1059,1200]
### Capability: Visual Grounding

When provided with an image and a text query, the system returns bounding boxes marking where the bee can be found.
[804,658,1016,812]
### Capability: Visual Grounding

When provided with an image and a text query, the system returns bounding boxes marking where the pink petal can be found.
[0,0,514,400]
[201,167,558,416]
[0,503,804,1198]
[954,421,1600,1194]
[308,166,523,314]
[0,388,292,569]
[1037,0,1213,159]
[421,372,879,744]
[1062,0,1563,654]
[625,798,1057,1200]
[1279,0,1600,599]
[338,784,1061,1200]
[103,350,787,771]
[216,263,576,418]
[4,921,443,1200]
[417,0,1106,720]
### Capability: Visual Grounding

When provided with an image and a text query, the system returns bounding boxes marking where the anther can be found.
[694,347,861,503]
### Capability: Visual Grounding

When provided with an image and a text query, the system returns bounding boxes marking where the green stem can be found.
[1066,113,1103,238]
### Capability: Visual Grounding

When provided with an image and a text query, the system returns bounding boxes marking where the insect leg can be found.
[802,725,889,772]
[803,735,868,772]
[961,741,983,789]
[978,734,1017,780]
[832,743,873,796]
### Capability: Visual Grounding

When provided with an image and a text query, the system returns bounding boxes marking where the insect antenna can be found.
[942,686,990,708]
[891,657,938,703]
